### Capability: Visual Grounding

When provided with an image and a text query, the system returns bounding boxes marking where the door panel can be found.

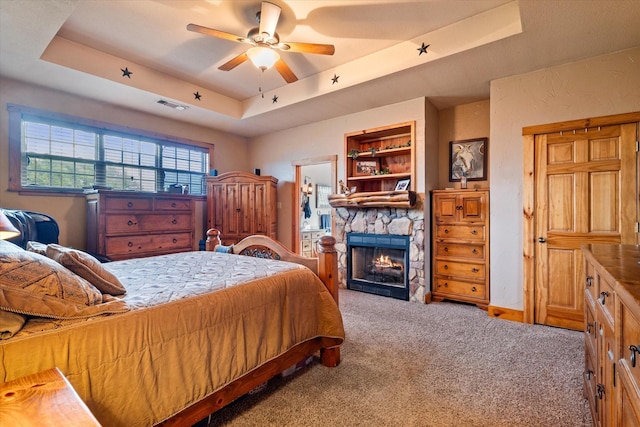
[534,123,636,330]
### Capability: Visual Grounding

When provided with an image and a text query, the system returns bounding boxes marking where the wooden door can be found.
[534,123,637,330]
[239,183,253,235]
[459,193,486,222]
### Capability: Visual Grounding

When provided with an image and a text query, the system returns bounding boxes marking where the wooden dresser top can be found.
[583,244,640,303]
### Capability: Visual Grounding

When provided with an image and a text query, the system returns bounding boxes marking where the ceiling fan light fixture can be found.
[247,46,279,71]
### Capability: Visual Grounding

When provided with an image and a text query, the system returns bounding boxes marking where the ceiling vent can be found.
[157,99,188,110]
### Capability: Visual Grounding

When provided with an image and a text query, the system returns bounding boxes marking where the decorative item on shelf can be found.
[449,137,488,182]
[338,180,350,195]
[348,149,360,159]
[354,159,379,176]
[0,211,20,240]
[254,168,261,176]
[395,178,411,191]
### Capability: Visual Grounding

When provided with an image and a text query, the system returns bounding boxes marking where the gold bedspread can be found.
[0,251,345,426]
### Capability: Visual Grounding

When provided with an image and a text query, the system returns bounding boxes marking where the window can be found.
[8,104,212,195]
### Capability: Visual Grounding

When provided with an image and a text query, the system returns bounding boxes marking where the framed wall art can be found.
[316,184,331,208]
[354,159,379,176]
[449,137,488,182]
[395,178,410,191]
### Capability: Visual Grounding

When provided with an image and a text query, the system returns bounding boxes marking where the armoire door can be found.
[534,123,637,330]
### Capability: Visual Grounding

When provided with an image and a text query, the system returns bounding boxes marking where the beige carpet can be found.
[201,289,592,427]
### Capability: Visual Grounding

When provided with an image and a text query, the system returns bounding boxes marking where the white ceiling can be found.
[1,0,640,138]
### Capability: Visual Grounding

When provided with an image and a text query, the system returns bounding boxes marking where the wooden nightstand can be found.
[0,367,101,426]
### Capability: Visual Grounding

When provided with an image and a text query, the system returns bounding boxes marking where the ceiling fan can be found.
[187,1,335,83]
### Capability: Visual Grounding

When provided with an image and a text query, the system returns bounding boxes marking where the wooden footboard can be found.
[158,230,342,427]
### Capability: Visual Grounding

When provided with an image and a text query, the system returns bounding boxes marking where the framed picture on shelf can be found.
[395,178,410,191]
[354,159,379,176]
[449,137,488,182]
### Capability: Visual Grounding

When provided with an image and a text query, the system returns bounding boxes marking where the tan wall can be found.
[0,78,250,249]
[437,100,490,189]
[490,46,640,310]
[247,97,434,249]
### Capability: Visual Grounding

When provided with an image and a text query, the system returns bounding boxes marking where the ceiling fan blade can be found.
[187,23,248,44]
[259,2,281,39]
[279,42,335,55]
[274,58,298,83]
[218,52,249,71]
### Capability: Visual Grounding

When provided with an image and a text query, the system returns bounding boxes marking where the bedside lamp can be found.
[0,211,20,240]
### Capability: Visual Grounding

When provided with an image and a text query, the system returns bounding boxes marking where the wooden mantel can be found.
[328,190,417,208]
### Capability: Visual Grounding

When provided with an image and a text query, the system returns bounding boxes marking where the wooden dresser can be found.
[583,244,640,426]
[431,188,490,309]
[86,190,195,260]
[206,171,277,246]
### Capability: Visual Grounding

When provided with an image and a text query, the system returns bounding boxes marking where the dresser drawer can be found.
[105,197,153,211]
[596,275,615,328]
[435,242,484,259]
[433,278,486,299]
[436,224,485,241]
[585,261,598,306]
[619,297,640,392]
[155,198,192,211]
[435,260,485,280]
[584,300,597,359]
[583,348,597,417]
[301,240,312,251]
[105,214,193,234]
[106,232,192,256]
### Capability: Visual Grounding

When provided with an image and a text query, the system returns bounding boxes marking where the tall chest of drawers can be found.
[85,190,195,260]
[582,244,640,426]
[431,188,490,309]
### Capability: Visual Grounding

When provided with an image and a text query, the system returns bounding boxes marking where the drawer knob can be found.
[173,238,177,244]
[171,218,177,224]
[456,205,463,210]
[127,201,133,208]
[444,282,448,288]
[585,275,593,287]
[471,268,479,273]
[586,322,594,334]
[443,247,449,252]
[596,384,605,400]
[443,265,449,270]
[472,248,478,254]
[444,229,449,234]
[598,291,609,305]
[586,369,593,380]
[471,229,477,235]
[127,220,135,226]
[471,286,476,292]
[171,202,177,208]
[128,242,133,247]
[630,345,639,368]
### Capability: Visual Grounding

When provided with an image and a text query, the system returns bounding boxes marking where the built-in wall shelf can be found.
[344,121,415,193]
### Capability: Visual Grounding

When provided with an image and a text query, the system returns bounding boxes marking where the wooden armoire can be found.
[206,171,278,246]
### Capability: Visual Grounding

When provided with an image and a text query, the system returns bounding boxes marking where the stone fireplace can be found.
[333,199,425,303]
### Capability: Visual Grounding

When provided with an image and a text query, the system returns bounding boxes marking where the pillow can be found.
[26,240,48,256]
[46,244,126,296]
[0,240,129,319]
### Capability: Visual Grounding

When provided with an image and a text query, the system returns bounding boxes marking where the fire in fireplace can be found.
[347,233,410,300]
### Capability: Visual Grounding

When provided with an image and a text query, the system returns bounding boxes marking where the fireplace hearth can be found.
[347,233,410,300]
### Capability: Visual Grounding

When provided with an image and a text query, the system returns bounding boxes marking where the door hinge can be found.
[636,222,640,233]
[636,140,639,152]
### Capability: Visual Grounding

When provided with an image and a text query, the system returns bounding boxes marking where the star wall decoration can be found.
[193,91,201,100]
[331,74,340,84]
[121,67,133,78]
[417,42,430,56]
[272,95,278,103]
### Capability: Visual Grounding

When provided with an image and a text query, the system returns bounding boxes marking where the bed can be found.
[0,229,344,426]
